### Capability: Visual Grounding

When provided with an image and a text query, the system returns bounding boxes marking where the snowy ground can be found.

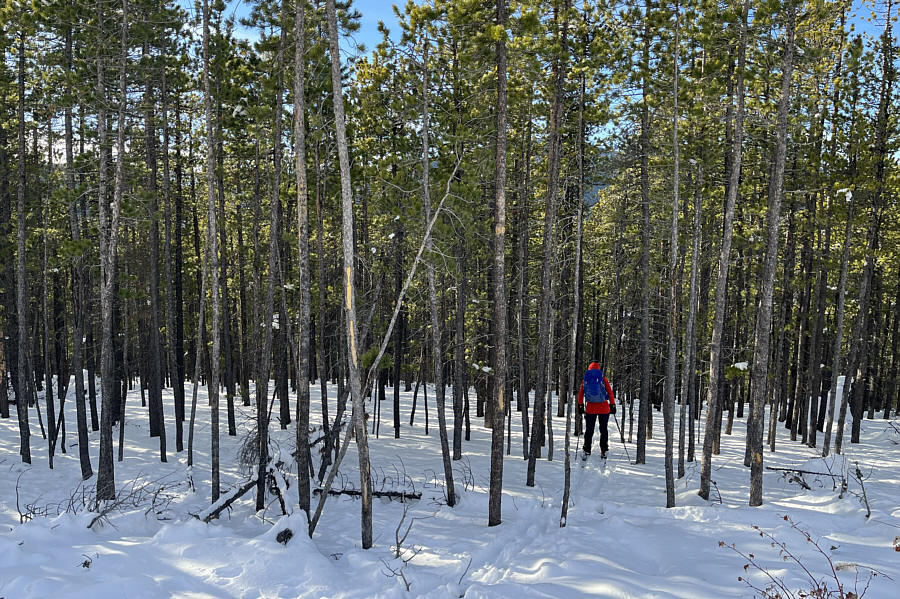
[1,378,898,598]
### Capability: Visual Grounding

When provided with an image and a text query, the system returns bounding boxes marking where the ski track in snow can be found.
[1,379,898,598]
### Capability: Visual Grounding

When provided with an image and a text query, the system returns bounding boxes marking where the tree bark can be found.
[325,0,374,548]
[663,0,681,508]
[636,0,652,465]
[97,0,129,499]
[419,35,457,509]
[822,195,854,456]
[161,59,183,453]
[489,0,509,527]
[201,0,222,502]
[294,0,312,519]
[562,41,587,524]
[516,110,532,458]
[144,47,166,461]
[700,0,748,501]
[748,0,794,507]
[15,27,31,464]
[64,27,94,480]
[453,244,467,459]
[527,0,569,486]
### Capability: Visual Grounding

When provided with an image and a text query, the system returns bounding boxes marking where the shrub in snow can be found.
[722,515,886,599]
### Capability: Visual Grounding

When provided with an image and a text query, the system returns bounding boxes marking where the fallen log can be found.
[198,479,257,522]
[765,466,840,478]
[313,488,421,501]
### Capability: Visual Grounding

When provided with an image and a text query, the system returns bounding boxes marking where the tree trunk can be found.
[562,60,586,526]
[419,36,457,509]
[201,0,222,502]
[700,0,748,501]
[97,1,129,499]
[636,0,652,465]
[14,27,31,464]
[663,0,680,508]
[144,50,166,461]
[527,0,569,486]
[325,0,374,548]
[822,195,854,456]
[516,110,532,458]
[453,244,467,459]
[65,27,89,476]
[748,0,794,507]
[679,160,701,478]
[315,141,332,481]
[161,61,183,453]
[884,261,900,419]
[488,0,509,527]
[294,0,312,519]
[42,121,57,467]
[769,201,796,451]
[174,94,186,417]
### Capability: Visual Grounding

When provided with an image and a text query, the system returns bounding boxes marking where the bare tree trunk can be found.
[201,0,222,502]
[636,0,652,465]
[161,61,183,453]
[561,96,585,527]
[885,261,900,419]
[64,25,91,477]
[14,27,31,464]
[700,0,748,501]
[769,201,796,452]
[42,121,57,467]
[488,0,509,527]
[174,95,187,415]
[325,0,374,548]
[663,0,680,508]
[419,35,457,509]
[144,47,166,461]
[679,161,701,478]
[516,111,532,458]
[453,243,467,459]
[0,114,10,423]
[97,1,129,499]
[315,142,332,481]
[822,195,854,456]
[294,0,312,519]
[748,0,794,507]
[806,194,829,449]
[527,0,569,486]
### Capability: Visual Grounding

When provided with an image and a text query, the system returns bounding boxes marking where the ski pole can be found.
[613,411,631,463]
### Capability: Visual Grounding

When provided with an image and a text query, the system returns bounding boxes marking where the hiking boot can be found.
[600,451,607,459]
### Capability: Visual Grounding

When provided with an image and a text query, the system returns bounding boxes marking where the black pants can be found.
[583,413,610,454]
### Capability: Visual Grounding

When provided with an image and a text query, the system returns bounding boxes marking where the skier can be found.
[577,362,615,460]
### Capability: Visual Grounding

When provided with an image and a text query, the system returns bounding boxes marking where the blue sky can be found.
[182,1,892,61]
[177,0,402,49]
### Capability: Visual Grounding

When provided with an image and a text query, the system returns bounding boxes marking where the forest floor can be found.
[1,380,898,598]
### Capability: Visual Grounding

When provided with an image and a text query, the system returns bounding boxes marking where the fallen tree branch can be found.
[197,479,257,523]
[765,466,841,478]
[854,464,871,518]
[313,488,421,501]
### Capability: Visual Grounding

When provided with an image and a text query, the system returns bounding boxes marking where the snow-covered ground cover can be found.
[1,380,898,598]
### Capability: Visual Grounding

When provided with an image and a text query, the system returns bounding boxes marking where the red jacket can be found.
[578,362,615,415]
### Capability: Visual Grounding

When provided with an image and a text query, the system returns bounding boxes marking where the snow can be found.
[733,361,749,371]
[1,377,898,598]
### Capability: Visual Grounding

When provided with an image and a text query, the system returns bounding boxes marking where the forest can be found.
[0,0,898,596]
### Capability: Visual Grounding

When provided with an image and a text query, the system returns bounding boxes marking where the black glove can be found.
[609,403,616,415]
[577,402,584,416]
